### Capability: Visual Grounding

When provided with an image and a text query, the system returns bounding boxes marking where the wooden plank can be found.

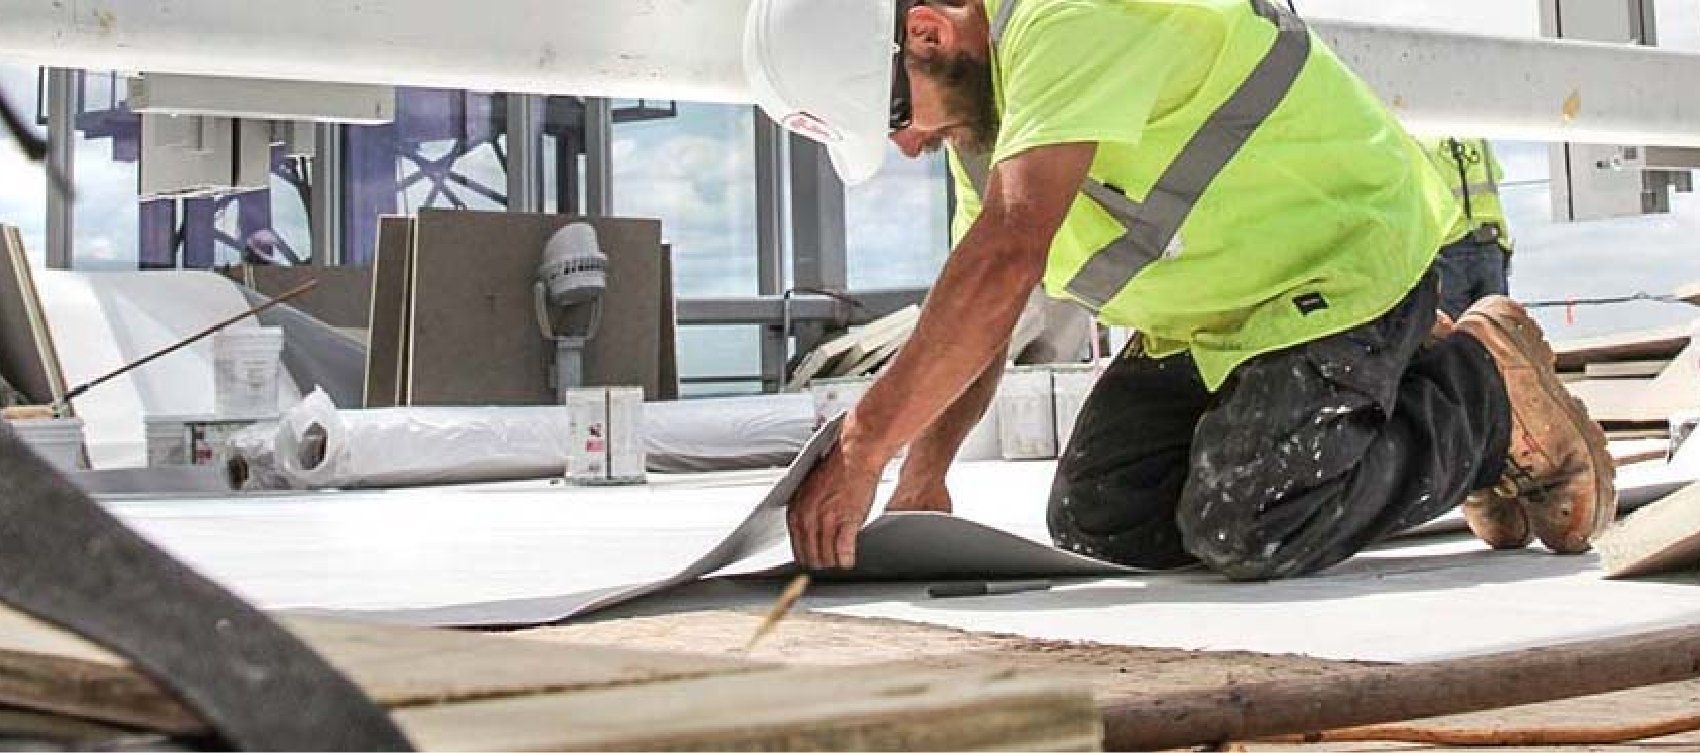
[393,664,1101,752]
[0,608,759,735]
[0,608,1099,751]
[1585,359,1672,379]
[364,216,415,409]
[1554,326,1691,372]
[0,225,69,407]
[1567,348,1700,426]
[1598,481,1700,577]
[406,210,665,405]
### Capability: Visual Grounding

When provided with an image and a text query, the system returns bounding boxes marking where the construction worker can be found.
[1422,137,1517,318]
[746,0,1616,578]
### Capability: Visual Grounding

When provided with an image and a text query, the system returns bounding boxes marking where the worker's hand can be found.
[787,442,883,571]
[888,465,954,514]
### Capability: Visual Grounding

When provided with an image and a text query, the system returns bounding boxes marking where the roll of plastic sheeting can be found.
[643,393,815,474]
[250,391,819,489]
[271,390,575,490]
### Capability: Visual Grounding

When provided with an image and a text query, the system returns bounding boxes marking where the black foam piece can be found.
[0,422,412,751]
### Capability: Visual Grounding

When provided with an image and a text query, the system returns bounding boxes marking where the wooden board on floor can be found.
[394,663,1101,752]
[1586,359,1672,379]
[406,210,666,405]
[1554,326,1692,373]
[364,216,415,409]
[0,225,69,407]
[1568,348,1700,426]
[0,607,1099,751]
[1598,481,1700,578]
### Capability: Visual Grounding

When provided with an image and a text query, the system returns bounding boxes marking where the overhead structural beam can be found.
[0,0,753,104]
[4,4,1700,147]
[1316,19,1700,148]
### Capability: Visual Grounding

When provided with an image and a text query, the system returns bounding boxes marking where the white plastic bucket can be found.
[145,416,190,466]
[996,367,1057,460]
[214,327,284,418]
[9,417,87,473]
[1052,363,1100,453]
[956,409,1003,463]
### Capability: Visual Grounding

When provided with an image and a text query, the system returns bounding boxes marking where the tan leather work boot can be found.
[1454,296,1617,554]
[1430,309,1535,549]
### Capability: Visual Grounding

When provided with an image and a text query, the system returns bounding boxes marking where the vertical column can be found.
[787,134,848,360]
[341,123,398,266]
[137,198,177,269]
[583,97,613,217]
[44,68,76,270]
[505,93,543,214]
[180,196,216,269]
[753,111,789,390]
[310,123,344,266]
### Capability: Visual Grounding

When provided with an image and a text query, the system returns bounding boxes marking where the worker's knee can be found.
[1176,494,1307,582]
[1047,468,1196,571]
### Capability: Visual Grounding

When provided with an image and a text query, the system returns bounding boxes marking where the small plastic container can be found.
[8,416,87,473]
[996,366,1057,461]
[145,416,190,466]
[213,327,284,418]
[1051,363,1101,453]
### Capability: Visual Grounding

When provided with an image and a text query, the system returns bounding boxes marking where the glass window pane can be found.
[73,72,139,270]
[0,65,46,265]
[612,102,757,297]
[846,144,950,289]
[675,324,763,397]
[343,88,509,265]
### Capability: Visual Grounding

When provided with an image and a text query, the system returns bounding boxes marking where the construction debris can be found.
[1599,480,1700,577]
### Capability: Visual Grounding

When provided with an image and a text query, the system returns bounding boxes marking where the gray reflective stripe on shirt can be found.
[991,0,1020,44]
[1453,182,1499,199]
[1063,0,1311,311]
[980,0,1309,312]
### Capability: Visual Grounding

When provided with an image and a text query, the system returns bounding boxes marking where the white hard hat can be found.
[744,0,898,186]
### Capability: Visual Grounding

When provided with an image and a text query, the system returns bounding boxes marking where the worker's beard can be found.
[912,51,998,155]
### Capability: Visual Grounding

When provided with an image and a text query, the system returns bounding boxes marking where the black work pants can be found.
[1047,273,1512,580]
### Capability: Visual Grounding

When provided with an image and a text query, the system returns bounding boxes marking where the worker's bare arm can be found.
[887,354,1006,514]
[788,141,1097,569]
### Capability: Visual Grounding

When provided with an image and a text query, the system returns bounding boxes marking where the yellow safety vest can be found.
[1422,138,1515,252]
[951,0,1455,390]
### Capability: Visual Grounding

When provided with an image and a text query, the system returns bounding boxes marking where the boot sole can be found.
[1469,302,1618,551]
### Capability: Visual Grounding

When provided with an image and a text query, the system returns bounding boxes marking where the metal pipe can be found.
[0,0,753,104]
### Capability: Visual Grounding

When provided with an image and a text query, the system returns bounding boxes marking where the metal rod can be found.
[55,279,319,413]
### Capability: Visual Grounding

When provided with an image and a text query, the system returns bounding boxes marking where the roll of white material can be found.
[7,417,87,473]
[274,389,575,490]
[214,327,285,418]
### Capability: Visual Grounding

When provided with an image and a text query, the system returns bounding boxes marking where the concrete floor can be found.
[102,458,1700,663]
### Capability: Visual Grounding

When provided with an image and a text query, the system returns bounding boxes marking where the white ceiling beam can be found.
[2,3,1700,147]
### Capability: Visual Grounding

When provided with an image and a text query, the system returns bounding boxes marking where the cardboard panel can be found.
[223,264,373,328]
[406,210,664,406]
[0,225,68,406]
[364,217,415,409]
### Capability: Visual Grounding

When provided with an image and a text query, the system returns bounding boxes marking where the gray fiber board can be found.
[0,225,67,406]
[406,210,664,405]
[226,265,374,329]
[333,415,847,627]
[364,216,414,409]
[318,417,1137,628]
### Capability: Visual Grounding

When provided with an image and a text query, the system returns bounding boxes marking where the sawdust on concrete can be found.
[513,609,1700,751]
[512,608,1368,704]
